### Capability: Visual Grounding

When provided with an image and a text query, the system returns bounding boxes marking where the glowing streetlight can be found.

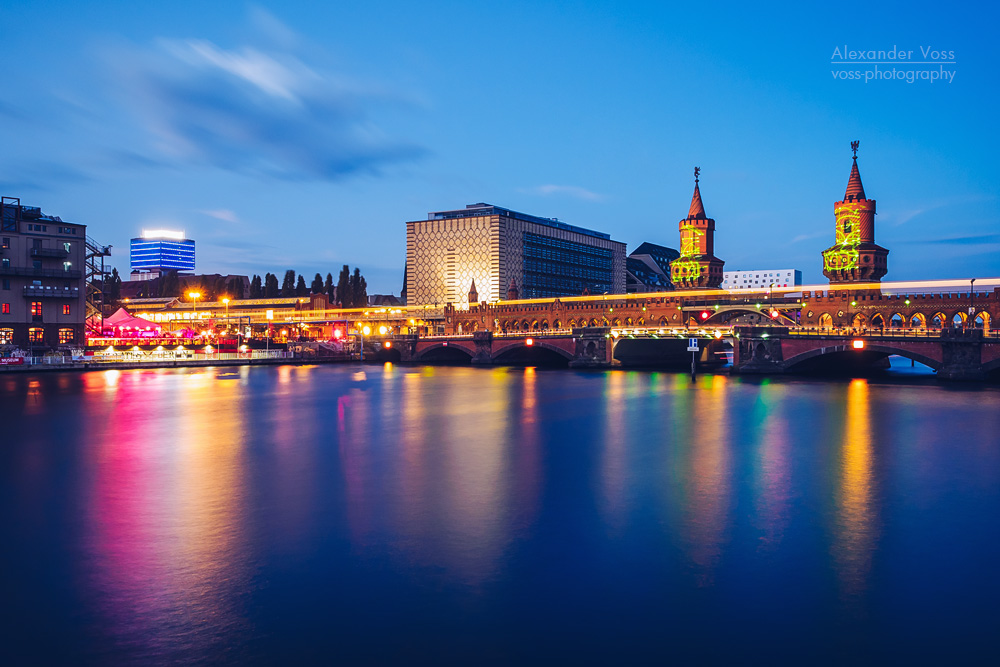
[188,291,201,314]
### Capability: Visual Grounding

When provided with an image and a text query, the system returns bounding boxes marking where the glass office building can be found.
[406,203,626,305]
[130,230,195,275]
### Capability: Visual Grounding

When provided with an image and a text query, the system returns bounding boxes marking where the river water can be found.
[1,364,998,664]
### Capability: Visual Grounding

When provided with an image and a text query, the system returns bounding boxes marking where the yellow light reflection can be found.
[682,374,731,584]
[832,378,878,598]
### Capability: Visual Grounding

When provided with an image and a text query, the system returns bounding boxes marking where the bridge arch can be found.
[413,342,474,363]
[975,311,990,329]
[819,313,833,328]
[890,312,905,328]
[952,312,967,326]
[870,313,885,328]
[852,312,867,328]
[910,312,926,328]
[553,319,562,329]
[492,339,574,366]
[612,317,621,326]
[930,312,947,327]
[658,316,668,326]
[783,343,942,372]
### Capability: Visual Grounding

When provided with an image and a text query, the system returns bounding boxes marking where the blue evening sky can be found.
[1,1,997,293]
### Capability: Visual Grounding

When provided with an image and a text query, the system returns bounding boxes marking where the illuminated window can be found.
[31,301,42,318]
[28,328,44,343]
[58,328,74,344]
[1,237,9,249]
[62,304,71,315]
[0,328,12,344]
[1,303,8,314]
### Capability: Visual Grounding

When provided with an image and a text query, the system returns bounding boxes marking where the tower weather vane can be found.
[851,140,859,158]
[694,166,700,183]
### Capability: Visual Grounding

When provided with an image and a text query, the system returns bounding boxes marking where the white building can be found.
[722,268,802,291]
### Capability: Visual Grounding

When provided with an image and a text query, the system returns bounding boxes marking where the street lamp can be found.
[970,278,976,329]
[188,292,200,312]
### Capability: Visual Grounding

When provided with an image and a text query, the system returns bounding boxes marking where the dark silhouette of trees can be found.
[295,275,308,296]
[281,270,296,297]
[159,270,181,297]
[351,268,367,308]
[325,272,335,304]
[105,268,122,308]
[264,273,280,298]
[249,275,263,298]
[336,265,352,308]
[310,273,324,294]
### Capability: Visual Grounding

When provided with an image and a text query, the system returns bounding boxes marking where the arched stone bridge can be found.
[733,325,1000,381]
[377,328,731,369]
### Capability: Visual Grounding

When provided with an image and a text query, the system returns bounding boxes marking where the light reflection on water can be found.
[2,364,1000,663]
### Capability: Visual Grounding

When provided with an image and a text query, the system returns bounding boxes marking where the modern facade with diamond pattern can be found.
[405,203,626,305]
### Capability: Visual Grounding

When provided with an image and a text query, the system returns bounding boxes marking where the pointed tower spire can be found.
[468,279,478,304]
[506,276,519,301]
[688,166,706,218]
[845,140,866,200]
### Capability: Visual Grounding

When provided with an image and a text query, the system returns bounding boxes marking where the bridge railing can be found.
[786,326,995,339]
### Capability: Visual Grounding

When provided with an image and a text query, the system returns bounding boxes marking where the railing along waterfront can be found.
[8,350,294,366]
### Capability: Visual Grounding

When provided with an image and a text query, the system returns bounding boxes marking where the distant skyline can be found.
[1,1,997,294]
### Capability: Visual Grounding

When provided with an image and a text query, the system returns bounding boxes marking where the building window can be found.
[1,258,8,268]
[62,304,71,315]
[0,328,12,344]
[2,279,9,290]
[1,303,8,314]
[31,301,42,320]
[33,260,42,269]
[64,242,72,253]
[1,237,8,248]
[28,328,44,343]
[63,262,72,271]
[58,328,74,344]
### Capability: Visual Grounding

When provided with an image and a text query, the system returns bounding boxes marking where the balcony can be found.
[23,286,80,298]
[30,247,69,259]
[0,266,82,279]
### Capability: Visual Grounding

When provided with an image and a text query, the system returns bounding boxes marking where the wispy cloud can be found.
[900,233,1000,246]
[523,184,606,202]
[199,209,240,223]
[105,11,426,181]
[789,231,827,244]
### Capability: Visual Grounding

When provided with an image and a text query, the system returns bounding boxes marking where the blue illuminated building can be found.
[130,230,195,276]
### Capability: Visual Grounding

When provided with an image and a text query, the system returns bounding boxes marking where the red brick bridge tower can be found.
[670,166,724,288]
[822,141,889,283]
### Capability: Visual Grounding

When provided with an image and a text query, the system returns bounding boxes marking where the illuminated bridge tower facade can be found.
[670,167,724,289]
[822,141,888,283]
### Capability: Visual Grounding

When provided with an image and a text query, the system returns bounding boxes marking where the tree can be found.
[295,275,308,296]
[281,270,297,297]
[105,267,122,308]
[159,270,181,298]
[336,265,352,308]
[350,267,367,308]
[249,275,263,299]
[325,272,335,304]
[211,276,228,301]
[264,273,280,298]
[226,277,245,299]
[310,273,324,294]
